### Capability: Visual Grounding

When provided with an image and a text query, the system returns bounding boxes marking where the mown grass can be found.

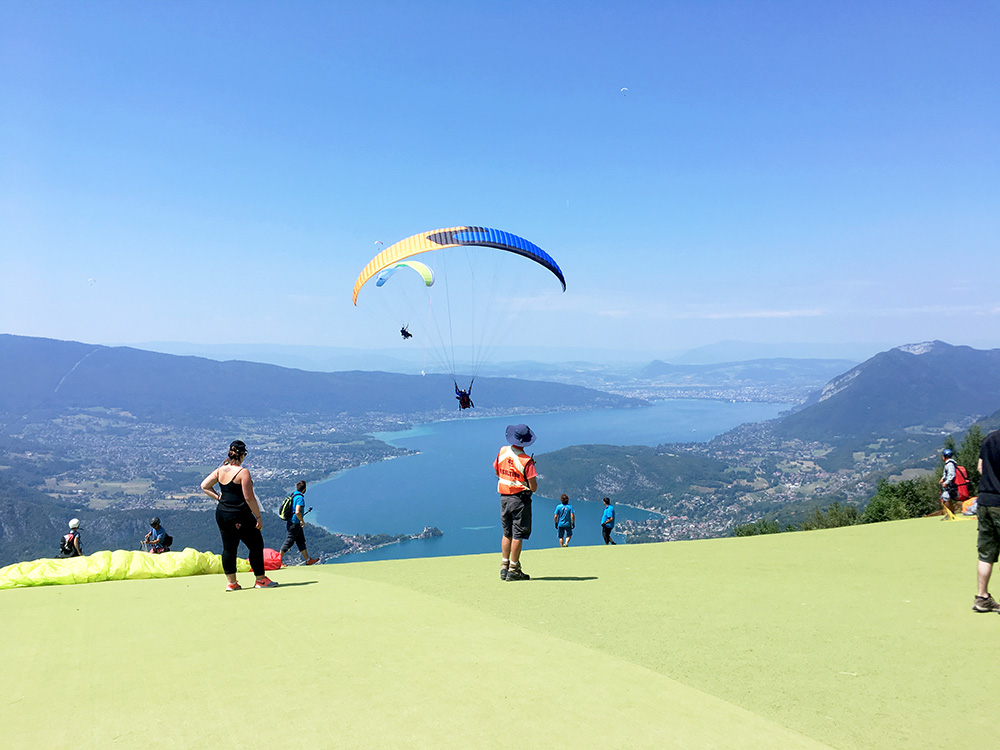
[1,517,985,749]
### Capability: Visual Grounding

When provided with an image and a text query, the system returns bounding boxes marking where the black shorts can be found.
[978,505,1000,564]
[281,522,307,553]
[501,493,532,540]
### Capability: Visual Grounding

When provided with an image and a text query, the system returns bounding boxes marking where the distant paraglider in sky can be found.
[375,260,435,288]
[620,87,628,96]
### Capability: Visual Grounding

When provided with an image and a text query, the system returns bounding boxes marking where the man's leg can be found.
[279,524,296,559]
[510,538,523,565]
[978,560,993,598]
[973,507,1000,611]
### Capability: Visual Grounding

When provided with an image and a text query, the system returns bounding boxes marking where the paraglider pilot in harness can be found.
[400,325,413,340]
[455,381,474,410]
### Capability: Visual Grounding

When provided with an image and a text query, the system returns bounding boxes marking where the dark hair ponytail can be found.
[225,440,247,465]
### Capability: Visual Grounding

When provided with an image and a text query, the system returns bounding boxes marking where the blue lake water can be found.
[310,399,792,562]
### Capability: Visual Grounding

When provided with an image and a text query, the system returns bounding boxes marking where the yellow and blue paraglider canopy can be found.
[352,226,565,304]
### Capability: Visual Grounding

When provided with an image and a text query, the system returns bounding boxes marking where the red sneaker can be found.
[254,576,278,588]
[306,557,320,565]
[225,581,242,592]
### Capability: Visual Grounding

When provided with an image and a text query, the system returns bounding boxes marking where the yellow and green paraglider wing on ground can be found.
[0,548,252,589]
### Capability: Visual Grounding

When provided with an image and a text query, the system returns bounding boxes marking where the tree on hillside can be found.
[733,517,784,536]
[799,502,861,530]
[861,476,938,524]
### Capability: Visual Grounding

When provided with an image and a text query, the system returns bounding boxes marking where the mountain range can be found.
[776,341,1000,441]
[5,335,1000,563]
[0,334,641,424]
[638,357,856,388]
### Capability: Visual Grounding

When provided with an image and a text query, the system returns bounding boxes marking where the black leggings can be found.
[216,506,265,576]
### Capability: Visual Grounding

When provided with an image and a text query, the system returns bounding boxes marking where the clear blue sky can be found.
[2,1,997,361]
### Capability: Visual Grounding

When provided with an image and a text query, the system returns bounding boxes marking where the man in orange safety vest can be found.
[495,424,538,582]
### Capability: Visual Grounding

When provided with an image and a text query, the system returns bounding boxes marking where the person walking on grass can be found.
[279,480,319,566]
[554,494,575,547]
[973,430,1000,613]
[601,497,617,545]
[939,448,960,516]
[495,424,537,581]
[200,439,277,592]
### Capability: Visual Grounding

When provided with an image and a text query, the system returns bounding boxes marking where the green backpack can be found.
[278,493,296,521]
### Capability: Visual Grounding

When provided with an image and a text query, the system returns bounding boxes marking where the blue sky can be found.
[2,1,997,362]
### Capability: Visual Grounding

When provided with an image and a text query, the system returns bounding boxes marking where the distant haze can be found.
[126,339,881,374]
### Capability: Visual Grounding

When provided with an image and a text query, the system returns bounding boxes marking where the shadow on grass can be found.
[531,576,598,582]
[272,581,319,588]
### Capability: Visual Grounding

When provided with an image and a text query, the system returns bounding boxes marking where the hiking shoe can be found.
[973,594,1000,613]
[225,582,241,592]
[306,557,320,566]
[500,567,509,581]
[254,577,278,589]
[504,567,530,581]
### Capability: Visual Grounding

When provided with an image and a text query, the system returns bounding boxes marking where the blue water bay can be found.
[312,399,791,562]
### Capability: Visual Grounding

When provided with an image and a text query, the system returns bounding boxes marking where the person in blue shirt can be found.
[142,517,170,553]
[601,497,617,545]
[279,481,320,566]
[554,494,575,547]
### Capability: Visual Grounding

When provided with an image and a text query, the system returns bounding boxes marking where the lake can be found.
[310,399,792,562]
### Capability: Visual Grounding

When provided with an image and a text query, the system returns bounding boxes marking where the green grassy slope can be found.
[1,517,987,749]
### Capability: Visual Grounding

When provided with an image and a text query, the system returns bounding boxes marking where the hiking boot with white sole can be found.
[973,594,1000,613]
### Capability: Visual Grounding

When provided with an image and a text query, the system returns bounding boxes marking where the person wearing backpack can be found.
[279,481,319,566]
[939,449,962,516]
[59,518,83,557]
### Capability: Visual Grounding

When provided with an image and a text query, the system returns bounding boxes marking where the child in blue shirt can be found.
[601,497,616,545]
[554,494,575,547]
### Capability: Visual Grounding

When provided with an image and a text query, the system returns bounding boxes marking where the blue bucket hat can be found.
[505,424,536,447]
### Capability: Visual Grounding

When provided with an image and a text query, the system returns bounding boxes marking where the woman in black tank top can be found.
[200,440,277,591]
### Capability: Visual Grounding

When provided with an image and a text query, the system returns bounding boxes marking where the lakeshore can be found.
[310,399,792,562]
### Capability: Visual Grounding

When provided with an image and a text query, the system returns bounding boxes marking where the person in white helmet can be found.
[59,518,83,557]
